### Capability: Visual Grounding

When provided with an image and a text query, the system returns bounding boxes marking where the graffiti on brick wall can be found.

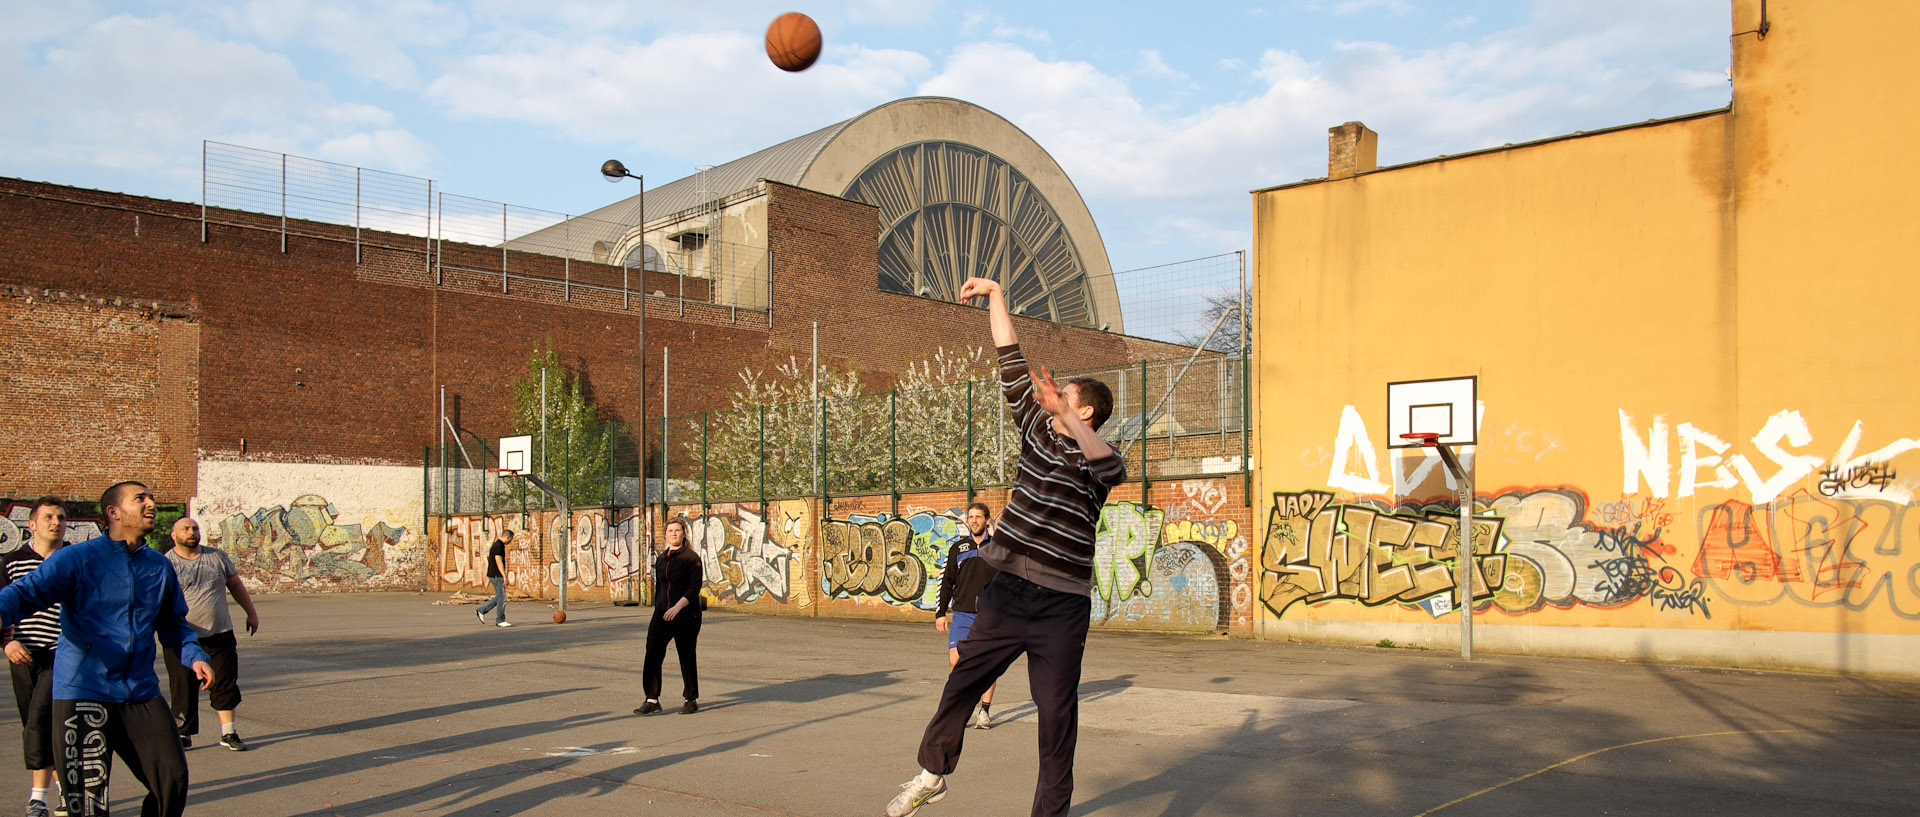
[1093,501,1235,630]
[821,511,950,609]
[440,509,645,599]
[1620,410,1918,504]
[0,501,105,552]
[687,501,811,605]
[1694,490,1919,619]
[209,494,422,588]
[1260,488,1712,620]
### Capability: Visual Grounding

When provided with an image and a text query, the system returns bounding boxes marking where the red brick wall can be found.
[0,285,198,500]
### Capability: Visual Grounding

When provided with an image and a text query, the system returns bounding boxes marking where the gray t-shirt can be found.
[166,546,239,638]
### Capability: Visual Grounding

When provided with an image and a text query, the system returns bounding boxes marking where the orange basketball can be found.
[552,610,567,624]
[765,12,822,72]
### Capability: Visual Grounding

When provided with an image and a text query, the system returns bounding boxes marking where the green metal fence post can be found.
[819,396,829,502]
[965,379,974,501]
[1140,359,1151,508]
[889,389,899,516]
[608,424,617,510]
[758,404,767,509]
[700,411,709,513]
[421,445,430,536]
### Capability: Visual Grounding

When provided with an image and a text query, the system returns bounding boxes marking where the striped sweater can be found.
[978,344,1128,596]
[0,548,61,650]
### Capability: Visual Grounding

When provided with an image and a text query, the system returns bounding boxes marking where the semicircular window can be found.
[622,243,664,272]
[842,141,1098,327]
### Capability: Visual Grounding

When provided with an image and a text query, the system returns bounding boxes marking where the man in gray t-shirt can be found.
[162,519,260,751]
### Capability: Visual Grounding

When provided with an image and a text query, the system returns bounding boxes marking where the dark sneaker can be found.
[25,799,49,817]
[885,774,947,817]
[219,733,249,752]
[179,736,192,749]
[634,700,662,715]
[679,700,698,715]
[49,799,64,817]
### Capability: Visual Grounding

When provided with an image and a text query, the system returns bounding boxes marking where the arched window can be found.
[842,140,1099,328]
[623,244,664,272]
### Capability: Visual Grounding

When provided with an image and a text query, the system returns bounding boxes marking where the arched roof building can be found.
[519,97,1122,331]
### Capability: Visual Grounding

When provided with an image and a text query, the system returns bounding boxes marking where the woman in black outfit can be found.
[637,516,704,715]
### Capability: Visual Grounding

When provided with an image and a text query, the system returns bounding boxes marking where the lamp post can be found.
[603,159,648,607]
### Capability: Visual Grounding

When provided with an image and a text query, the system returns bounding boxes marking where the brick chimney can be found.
[1327,121,1378,180]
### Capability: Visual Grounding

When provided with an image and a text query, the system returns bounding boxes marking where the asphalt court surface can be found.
[2,593,1915,815]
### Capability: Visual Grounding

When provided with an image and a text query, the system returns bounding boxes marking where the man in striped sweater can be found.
[2,498,68,817]
[887,277,1127,817]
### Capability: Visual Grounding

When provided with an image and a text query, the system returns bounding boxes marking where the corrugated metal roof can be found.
[577,117,855,226]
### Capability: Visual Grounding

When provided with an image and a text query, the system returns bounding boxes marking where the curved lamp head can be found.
[601,159,633,182]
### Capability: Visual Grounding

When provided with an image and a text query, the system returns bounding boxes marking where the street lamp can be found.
[604,158,648,607]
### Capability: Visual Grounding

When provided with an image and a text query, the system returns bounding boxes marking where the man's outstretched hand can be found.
[957,277,1001,303]
[1034,365,1072,420]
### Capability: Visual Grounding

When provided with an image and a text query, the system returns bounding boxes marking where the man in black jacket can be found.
[637,516,704,716]
[934,502,999,730]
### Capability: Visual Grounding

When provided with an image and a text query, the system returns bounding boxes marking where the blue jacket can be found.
[0,535,210,702]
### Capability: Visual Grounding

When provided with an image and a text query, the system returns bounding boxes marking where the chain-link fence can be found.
[202,141,770,314]
[426,422,645,517]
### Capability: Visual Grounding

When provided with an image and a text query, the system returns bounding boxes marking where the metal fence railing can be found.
[202,141,771,314]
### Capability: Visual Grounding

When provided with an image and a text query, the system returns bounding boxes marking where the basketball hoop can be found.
[1399,432,1442,447]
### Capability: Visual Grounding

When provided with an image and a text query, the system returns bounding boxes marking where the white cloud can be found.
[0,14,430,184]
[426,31,930,160]
[959,11,1048,43]
[845,0,940,26]
[914,2,1729,264]
[1138,50,1188,81]
[231,0,469,88]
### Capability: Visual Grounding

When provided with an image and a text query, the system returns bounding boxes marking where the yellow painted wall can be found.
[1250,0,1920,675]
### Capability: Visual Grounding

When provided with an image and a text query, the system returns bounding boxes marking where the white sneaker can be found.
[475,609,485,624]
[885,774,946,817]
[971,705,992,730]
[496,621,514,628]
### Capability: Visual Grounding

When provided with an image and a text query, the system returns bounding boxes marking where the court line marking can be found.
[1410,727,1920,817]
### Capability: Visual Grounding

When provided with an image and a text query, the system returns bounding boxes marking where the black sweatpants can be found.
[55,697,188,817]
[916,572,1091,817]
[642,608,701,702]
[8,647,55,769]
[164,630,241,736]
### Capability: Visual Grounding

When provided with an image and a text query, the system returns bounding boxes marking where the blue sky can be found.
[2,1,1734,278]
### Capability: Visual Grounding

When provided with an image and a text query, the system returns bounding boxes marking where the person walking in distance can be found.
[161,518,259,752]
[934,503,1000,731]
[635,517,703,716]
[886,277,1126,817]
[1,498,67,817]
[0,481,212,817]
[474,530,513,628]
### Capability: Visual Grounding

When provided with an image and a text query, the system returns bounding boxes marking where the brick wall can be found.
[0,285,198,500]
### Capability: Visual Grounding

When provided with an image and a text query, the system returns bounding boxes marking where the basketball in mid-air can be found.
[765,12,822,72]
[552,610,567,624]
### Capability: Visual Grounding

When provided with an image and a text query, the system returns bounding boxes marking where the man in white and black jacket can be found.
[933,502,1000,730]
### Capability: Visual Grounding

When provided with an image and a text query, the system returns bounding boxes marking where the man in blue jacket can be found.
[0,481,212,817]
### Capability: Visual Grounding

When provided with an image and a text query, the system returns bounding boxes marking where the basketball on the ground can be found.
[765,12,822,72]
[553,610,567,624]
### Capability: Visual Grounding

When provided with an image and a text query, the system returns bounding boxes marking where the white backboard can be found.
[499,435,534,475]
[1386,376,1476,448]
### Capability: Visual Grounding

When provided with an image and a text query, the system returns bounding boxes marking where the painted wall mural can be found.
[1276,404,1915,635]
[194,461,428,592]
[1262,488,1713,621]
[685,500,813,607]
[438,508,646,601]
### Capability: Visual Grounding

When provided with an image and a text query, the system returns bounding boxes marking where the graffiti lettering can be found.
[1624,410,1919,503]
[1694,491,1919,618]
[822,515,932,607]
[1262,490,1503,619]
